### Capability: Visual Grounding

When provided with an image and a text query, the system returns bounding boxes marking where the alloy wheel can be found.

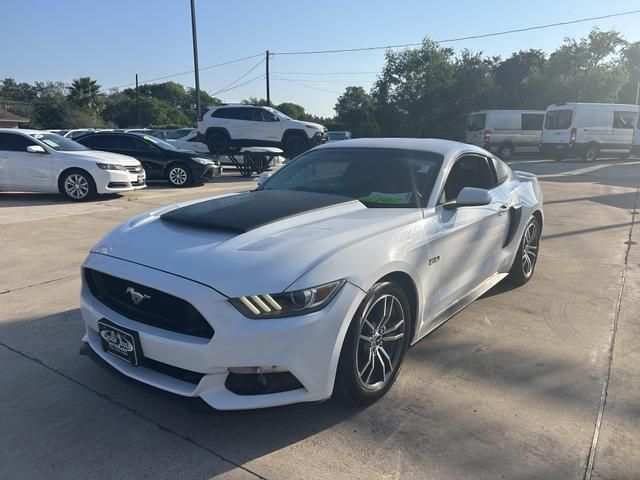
[169,167,188,186]
[64,174,89,199]
[356,294,406,390]
[522,221,539,277]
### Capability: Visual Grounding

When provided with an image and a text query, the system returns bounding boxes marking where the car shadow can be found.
[0,192,126,207]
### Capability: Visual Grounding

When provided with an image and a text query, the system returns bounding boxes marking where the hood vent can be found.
[160,190,354,233]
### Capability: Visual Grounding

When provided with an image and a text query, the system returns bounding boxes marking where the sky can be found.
[2,0,640,117]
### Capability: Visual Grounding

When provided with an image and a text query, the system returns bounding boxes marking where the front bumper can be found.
[193,163,222,182]
[310,131,328,147]
[80,253,364,410]
[95,168,146,194]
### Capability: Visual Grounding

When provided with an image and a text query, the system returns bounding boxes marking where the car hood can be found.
[288,119,325,132]
[64,150,141,166]
[91,190,422,297]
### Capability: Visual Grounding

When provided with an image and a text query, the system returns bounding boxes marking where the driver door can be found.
[433,154,510,311]
[0,132,52,191]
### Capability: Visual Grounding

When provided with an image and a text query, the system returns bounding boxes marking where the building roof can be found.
[0,107,30,123]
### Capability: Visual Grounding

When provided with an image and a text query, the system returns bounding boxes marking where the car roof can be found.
[314,137,487,157]
[0,128,45,135]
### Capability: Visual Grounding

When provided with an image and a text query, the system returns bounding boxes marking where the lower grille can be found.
[84,268,214,339]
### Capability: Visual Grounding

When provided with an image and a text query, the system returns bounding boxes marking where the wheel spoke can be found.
[365,350,377,384]
[384,319,404,334]
[358,334,371,343]
[379,346,393,371]
[382,332,404,342]
[376,350,386,380]
[363,319,376,333]
[358,348,373,378]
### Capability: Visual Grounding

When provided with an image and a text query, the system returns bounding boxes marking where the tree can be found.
[619,41,640,103]
[275,102,306,119]
[334,86,379,137]
[68,77,103,111]
[494,50,547,107]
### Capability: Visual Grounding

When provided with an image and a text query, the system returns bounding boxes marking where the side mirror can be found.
[27,145,47,154]
[444,187,491,210]
[257,171,272,187]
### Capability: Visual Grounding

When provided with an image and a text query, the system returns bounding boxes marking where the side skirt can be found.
[411,272,509,346]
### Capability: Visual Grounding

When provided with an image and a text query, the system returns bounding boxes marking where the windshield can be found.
[259,148,442,208]
[164,128,194,140]
[467,113,486,131]
[30,133,89,152]
[545,110,573,130]
[267,107,291,120]
[329,132,347,141]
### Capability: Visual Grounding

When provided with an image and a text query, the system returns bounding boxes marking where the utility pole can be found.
[636,80,640,106]
[190,0,201,120]
[266,50,271,106]
[135,74,140,127]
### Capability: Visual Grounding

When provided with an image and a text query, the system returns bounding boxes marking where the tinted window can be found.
[442,155,495,202]
[260,109,279,122]
[0,133,36,151]
[492,157,511,184]
[260,148,442,208]
[613,111,636,129]
[116,136,139,150]
[78,135,117,149]
[521,113,544,130]
[211,107,251,120]
[545,110,573,130]
[467,113,486,131]
[30,133,88,151]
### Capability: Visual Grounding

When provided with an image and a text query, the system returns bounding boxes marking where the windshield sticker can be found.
[359,192,412,204]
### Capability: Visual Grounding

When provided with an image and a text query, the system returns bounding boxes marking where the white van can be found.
[541,103,639,161]
[465,110,545,160]
[633,121,640,157]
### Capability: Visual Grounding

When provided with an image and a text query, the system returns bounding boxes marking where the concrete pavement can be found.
[1,160,638,479]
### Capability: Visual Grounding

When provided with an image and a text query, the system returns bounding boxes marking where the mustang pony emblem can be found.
[125,286,151,305]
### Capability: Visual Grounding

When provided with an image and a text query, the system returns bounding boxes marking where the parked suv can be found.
[197,105,328,158]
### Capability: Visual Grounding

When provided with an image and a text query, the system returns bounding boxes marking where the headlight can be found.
[96,162,127,171]
[229,280,345,319]
[192,157,213,165]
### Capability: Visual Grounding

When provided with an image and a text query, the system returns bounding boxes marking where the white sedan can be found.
[79,138,543,409]
[0,129,146,201]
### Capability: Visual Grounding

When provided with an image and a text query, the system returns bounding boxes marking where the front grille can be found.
[125,166,142,173]
[84,268,214,339]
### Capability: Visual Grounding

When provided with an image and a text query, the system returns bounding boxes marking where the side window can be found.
[492,157,511,184]
[250,108,264,122]
[134,138,156,151]
[211,108,231,119]
[261,110,279,122]
[441,155,496,203]
[0,133,37,151]
[231,108,252,121]
[613,111,636,129]
[116,136,139,150]
[521,113,544,131]
[84,135,116,149]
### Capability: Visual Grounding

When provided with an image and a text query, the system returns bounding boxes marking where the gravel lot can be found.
[1,158,639,480]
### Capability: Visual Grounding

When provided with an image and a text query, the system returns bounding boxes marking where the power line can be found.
[105,53,263,90]
[272,75,342,95]
[271,71,379,75]
[215,74,265,96]
[211,58,265,96]
[271,9,640,56]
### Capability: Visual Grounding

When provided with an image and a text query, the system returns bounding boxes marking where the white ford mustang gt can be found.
[80,138,543,410]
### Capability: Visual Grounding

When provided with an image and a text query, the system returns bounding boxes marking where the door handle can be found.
[498,204,510,215]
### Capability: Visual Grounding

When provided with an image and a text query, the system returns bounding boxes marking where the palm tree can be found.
[68,77,103,111]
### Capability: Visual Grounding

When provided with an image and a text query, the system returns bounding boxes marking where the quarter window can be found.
[613,111,636,129]
[521,113,544,130]
[441,155,496,203]
[492,157,511,184]
[0,133,37,151]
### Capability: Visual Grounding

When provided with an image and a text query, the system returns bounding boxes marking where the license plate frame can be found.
[97,319,142,366]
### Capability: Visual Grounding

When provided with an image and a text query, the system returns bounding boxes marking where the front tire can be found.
[508,215,541,286]
[166,163,192,187]
[584,144,598,162]
[206,132,229,155]
[497,143,513,161]
[334,281,411,406]
[60,169,96,201]
[283,134,308,158]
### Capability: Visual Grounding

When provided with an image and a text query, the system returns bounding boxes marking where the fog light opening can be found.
[225,368,304,396]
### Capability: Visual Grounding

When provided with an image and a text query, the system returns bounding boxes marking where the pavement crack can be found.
[0,340,269,480]
[0,275,75,295]
[583,176,639,480]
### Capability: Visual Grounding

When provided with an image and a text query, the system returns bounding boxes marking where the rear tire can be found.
[497,143,514,161]
[583,144,598,162]
[59,169,96,201]
[508,215,541,286]
[334,281,411,406]
[206,132,229,155]
[283,134,308,158]
[166,163,192,187]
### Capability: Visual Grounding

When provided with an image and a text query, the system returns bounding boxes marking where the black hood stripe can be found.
[160,190,355,233]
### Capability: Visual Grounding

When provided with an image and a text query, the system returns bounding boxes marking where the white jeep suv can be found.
[197,105,328,157]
